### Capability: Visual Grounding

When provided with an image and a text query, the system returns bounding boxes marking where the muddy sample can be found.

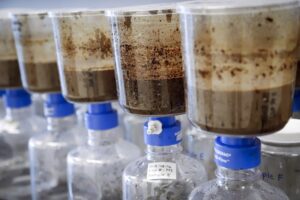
[64,68,117,102]
[124,78,184,115]
[23,62,60,93]
[0,60,22,88]
[111,9,185,115]
[11,12,60,93]
[0,13,22,88]
[180,3,300,134]
[51,10,117,103]
[192,83,293,135]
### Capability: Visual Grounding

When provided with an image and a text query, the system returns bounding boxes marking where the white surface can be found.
[260,119,300,145]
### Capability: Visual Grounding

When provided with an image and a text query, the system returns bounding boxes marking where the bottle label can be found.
[147,162,177,180]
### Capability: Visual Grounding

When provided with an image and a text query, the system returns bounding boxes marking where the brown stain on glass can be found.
[162,9,173,23]
[124,16,132,29]
[80,29,112,59]
[63,34,77,57]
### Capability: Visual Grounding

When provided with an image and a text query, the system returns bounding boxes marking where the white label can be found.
[147,162,177,180]
[147,120,163,135]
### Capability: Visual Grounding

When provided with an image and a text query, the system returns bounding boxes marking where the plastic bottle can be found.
[123,116,207,200]
[67,103,141,200]
[75,103,87,127]
[112,101,126,138]
[189,137,289,200]
[29,93,82,199]
[260,118,300,200]
[32,94,45,118]
[0,90,6,118]
[0,88,46,199]
[183,125,216,179]
[123,114,147,151]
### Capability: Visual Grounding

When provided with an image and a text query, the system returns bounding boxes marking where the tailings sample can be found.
[108,5,185,115]
[11,12,60,93]
[51,10,117,103]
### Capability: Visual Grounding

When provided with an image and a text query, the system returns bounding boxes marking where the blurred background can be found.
[0,0,184,9]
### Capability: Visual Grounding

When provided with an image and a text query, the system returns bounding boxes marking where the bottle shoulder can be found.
[29,132,78,149]
[117,139,141,158]
[30,125,79,142]
[189,179,289,200]
[68,139,141,165]
[0,116,46,138]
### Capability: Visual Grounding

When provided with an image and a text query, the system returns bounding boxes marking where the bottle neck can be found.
[216,166,261,189]
[146,144,182,161]
[87,127,119,147]
[5,105,33,120]
[47,114,77,133]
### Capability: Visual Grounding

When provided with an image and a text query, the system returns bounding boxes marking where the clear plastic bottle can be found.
[32,94,45,118]
[0,88,46,199]
[112,101,126,139]
[123,117,208,200]
[29,93,82,200]
[177,114,189,133]
[189,137,289,200]
[75,103,87,127]
[0,90,6,118]
[67,103,141,200]
[123,114,147,151]
[184,125,216,179]
[260,118,300,200]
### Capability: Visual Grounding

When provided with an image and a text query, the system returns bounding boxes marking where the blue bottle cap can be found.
[85,103,118,131]
[293,88,300,112]
[144,116,182,146]
[44,93,75,118]
[4,88,31,108]
[0,90,5,97]
[215,136,261,170]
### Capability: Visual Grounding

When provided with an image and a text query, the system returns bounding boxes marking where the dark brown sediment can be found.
[193,83,293,135]
[123,77,185,115]
[114,12,184,115]
[0,60,22,88]
[64,68,117,103]
[23,62,61,93]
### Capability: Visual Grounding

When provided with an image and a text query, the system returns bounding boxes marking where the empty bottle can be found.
[184,125,216,179]
[123,114,147,151]
[29,93,82,200]
[32,94,45,118]
[189,137,289,200]
[67,103,141,200]
[0,88,46,199]
[260,118,300,200]
[123,116,207,200]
